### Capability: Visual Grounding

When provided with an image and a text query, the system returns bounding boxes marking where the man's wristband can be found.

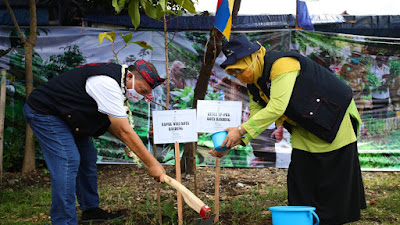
[238,126,245,136]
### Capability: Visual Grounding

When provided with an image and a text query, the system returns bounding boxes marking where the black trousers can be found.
[287,143,367,225]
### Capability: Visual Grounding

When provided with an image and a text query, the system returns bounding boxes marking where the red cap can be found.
[200,205,211,220]
[134,60,165,89]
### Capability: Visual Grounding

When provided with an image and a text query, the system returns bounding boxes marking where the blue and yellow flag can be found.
[214,0,234,40]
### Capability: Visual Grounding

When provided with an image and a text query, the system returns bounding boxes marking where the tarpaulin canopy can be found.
[1,5,400,38]
[318,15,400,37]
[83,13,347,30]
[83,13,400,38]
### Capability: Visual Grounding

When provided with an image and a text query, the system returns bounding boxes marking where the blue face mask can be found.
[351,58,360,64]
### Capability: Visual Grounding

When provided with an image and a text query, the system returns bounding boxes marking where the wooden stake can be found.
[214,158,221,223]
[152,142,162,225]
[174,142,183,225]
[0,69,6,183]
[192,142,198,196]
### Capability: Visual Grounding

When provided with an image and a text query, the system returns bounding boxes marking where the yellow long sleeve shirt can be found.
[241,57,361,153]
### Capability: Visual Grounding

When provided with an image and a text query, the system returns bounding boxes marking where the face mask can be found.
[235,53,258,84]
[351,58,360,65]
[125,78,144,103]
[237,69,254,84]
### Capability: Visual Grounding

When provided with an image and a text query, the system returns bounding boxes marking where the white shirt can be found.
[85,75,127,118]
[370,64,390,99]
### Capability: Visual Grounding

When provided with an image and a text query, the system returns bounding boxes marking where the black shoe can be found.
[81,207,124,224]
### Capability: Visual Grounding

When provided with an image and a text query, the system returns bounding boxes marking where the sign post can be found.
[196,100,242,133]
[153,109,197,224]
[153,109,198,145]
[196,100,242,223]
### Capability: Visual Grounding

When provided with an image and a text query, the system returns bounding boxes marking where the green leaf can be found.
[128,0,140,30]
[162,201,176,222]
[159,0,167,12]
[175,10,183,17]
[112,0,120,13]
[174,0,196,14]
[128,41,154,50]
[113,0,127,14]
[98,31,116,45]
[156,4,164,19]
[142,0,158,19]
[121,33,133,44]
[165,9,177,15]
[139,0,145,7]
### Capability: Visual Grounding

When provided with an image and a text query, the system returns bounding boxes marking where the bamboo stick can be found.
[175,142,183,225]
[152,142,162,225]
[0,69,7,183]
[214,158,221,223]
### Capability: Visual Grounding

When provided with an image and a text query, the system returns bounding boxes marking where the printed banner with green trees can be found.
[1,27,399,171]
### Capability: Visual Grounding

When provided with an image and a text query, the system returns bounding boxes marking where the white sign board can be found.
[152,109,198,144]
[196,100,242,133]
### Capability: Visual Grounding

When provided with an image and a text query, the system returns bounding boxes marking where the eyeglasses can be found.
[229,69,244,76]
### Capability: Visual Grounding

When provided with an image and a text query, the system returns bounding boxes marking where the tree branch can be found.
[3,0,27,44]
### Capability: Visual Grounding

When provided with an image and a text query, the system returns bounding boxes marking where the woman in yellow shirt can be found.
[209,34,366,225]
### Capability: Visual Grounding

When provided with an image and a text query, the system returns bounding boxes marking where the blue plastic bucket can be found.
[211,131,228,152]
[269,206,319,225]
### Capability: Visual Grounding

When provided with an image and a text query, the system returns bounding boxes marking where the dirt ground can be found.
[96,164,286,195]
[1,164,286,224]
[1,163,286,195]
[3,164,398,224]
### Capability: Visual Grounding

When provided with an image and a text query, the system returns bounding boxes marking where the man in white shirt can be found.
[370,54,391,118]
[24,61,166,224]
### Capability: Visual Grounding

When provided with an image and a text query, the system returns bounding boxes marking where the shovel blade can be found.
[194,214,216,225]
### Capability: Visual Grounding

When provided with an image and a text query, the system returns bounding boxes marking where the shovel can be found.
[163,174,214,224]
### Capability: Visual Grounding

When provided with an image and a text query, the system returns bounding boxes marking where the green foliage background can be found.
[3,28,87,171]
[3,28,400,171]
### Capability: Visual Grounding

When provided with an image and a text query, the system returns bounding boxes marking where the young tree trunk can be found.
[181,0,242,174]
[22,43,36,173]
[4,0,37,173]
[163,15,170,109]
[180,28,222,175]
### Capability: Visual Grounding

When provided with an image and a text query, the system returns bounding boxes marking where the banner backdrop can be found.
[1,27,400,170]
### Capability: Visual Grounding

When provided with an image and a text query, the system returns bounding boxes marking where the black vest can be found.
[248,51,353,143]
[28,63,125,137]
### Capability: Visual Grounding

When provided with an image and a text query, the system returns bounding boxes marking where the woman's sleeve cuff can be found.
[243,119,262,138]
[241,133,253,146]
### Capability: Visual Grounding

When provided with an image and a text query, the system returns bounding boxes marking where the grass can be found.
[0,171,399,225]
[351,172,400,225]
[0,186,52,224]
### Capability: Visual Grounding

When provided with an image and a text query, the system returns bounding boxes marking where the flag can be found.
[296,0,314,31]
[214,0,234,40]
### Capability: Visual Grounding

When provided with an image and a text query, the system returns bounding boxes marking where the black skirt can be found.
[287,142,367,225]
